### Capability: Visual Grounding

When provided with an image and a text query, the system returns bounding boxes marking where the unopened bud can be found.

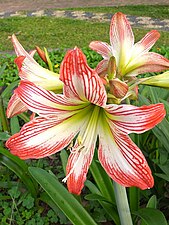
[141,71,169,88]
[107,56,116,80]
[44,47,53,72]
[109,78,128,99]
[36,46,48,64]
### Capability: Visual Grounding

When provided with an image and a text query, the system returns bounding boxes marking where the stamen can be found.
[77,135,82,145]
[69,145,85,153]
[67,141,73,150]
[67,135,84,154]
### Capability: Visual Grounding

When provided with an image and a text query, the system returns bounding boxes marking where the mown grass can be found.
[0,16,168,53]
[63,5,169,20]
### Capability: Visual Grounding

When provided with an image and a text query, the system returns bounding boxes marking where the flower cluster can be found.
[6,12,169,195]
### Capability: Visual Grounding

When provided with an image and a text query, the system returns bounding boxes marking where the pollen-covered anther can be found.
[68,135,85,154]
[109,78,129,99]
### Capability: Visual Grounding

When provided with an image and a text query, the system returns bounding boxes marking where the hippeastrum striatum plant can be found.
[7,34,63,118]
[6,47,166,195]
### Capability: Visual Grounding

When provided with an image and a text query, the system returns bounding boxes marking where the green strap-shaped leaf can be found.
[133,208,167,225]
[140,195,157,225]
[10,116,20,135]
[90,158,115,204]
[1,80,19,99]
[29,167,97,225]
[60,149,68,175]
[0,147,37,197]
[146,195,157,209]
[85,180,120,225]
[0,147,29,170]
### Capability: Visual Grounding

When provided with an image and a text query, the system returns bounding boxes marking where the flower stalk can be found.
[114,182,133,225]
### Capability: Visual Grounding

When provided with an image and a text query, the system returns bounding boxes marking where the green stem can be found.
[0,95,10,132]
[114,182,133,225]
[125,97,130,105]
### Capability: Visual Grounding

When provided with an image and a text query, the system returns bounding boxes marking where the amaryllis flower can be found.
[7,34,63,118]
[89,12,169,78]
[6,48,165,195]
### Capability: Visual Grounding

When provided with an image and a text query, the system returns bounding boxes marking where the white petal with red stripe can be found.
[15,81,88,117]
[60,47,107,107]
[66,143,95,195]
[125,52,169,76]
[98,116,154,189]
[7,93,28,118]
[11,34,35,60]
[6,106,92,159]
[105,103,165,134]
[130,30,160,59]
[15,56,63,91]
[89,41,112,59]
[95,59,109,76]
[109,12,134,70]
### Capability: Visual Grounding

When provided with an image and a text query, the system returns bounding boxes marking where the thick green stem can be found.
[0,96,10,132]
[114,182,133,225]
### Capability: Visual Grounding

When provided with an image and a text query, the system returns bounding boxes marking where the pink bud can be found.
[109,78,128,99]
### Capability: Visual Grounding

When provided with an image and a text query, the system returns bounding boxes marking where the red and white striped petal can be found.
[7,93,28,118]
[109,12,134,69]
[105,103,165,134]
[125,52,169,76]
[11,34,35,60]
[66,121,98,194]
[89,41,112,59]
[12,34,63,91]
[15,81,88,117]
[98,121,154,189]
[66,142,95,195]
[15,56,63,91]
[60,47,107,107]
[131,30,160,59]
[95,59,109,77]
[6,108,90,159]
[29,49,36,57]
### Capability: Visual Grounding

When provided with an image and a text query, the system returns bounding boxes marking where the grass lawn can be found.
[0,16,168,53]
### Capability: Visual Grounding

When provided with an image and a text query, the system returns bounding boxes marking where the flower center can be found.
[62,105,100,183]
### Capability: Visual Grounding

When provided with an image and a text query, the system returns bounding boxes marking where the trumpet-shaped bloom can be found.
[7,34,63,118]
[6,48,166,195]
[89,12,169,78]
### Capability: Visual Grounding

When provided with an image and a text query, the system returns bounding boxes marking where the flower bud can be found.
[109,78,128,99]
[107,56,116,80]
[141,71,169,88]
[36,46,48,64]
